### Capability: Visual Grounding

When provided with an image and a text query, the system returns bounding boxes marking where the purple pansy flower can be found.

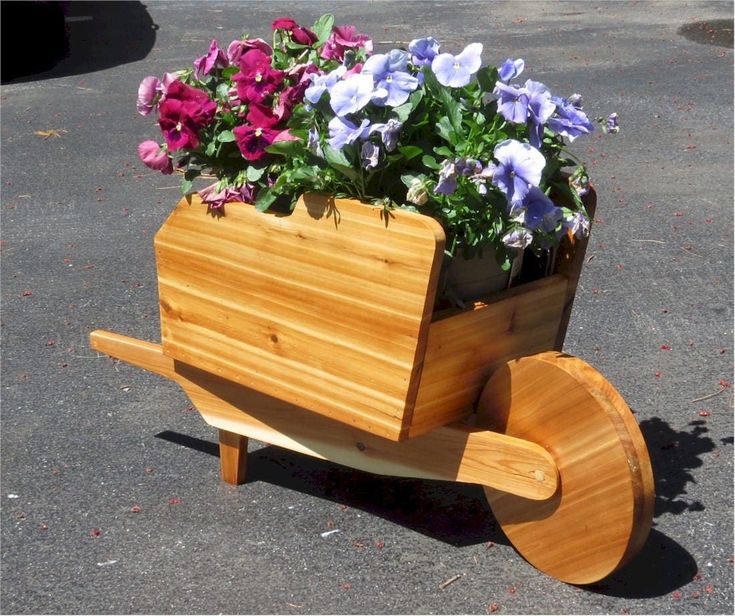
[502,228,533,249]
[369,119,402,151]
[408,37,440,67]
[327,116,371,149]
[606,112,620,133]
[469,163,496,195]
[498,58,525,82]
[328,73,376,116]
[362,49,418,107]
[435,159,458,195]
[193,39,228,80]
[137,140,173,174]
[492,139,546,205]
[564,211,591,238]
[548,95,594,141]
[523,187,563,232]
[361,142,380,169]
[431,42,482,88]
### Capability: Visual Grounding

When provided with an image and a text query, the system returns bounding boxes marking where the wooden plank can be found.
[88,331,558,499]
[409,275,568,437]
[174,361,558,500]
[154,193,445,441]
[553,185,597,350]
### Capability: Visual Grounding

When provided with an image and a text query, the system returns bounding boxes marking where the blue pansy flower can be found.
[498,58,525,82]
[329,73,377,117]
[492,139,546,205]
[305,66,346,105]
[548,96,594,142]
[327,116,371,150]
[431,42,482,88]
[369,119,402,151]
[362,50,419,107]
[408,37,440,67]
[523,187,563,232]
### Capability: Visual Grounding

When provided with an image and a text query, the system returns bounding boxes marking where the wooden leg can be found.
[218,429,248,485]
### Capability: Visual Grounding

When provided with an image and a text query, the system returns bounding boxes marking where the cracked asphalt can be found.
[1,1,733,614]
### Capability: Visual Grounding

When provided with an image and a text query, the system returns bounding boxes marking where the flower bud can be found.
[407,177,429,206]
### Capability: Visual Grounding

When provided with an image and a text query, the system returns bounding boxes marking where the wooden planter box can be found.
[154,190,592,442]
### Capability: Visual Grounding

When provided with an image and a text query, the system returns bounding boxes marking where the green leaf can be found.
[313,14,335,46]
[265,139,303,157]
[324,145,359,180]
[475,66,499,93]
[255,186,278,212]
[423,67,464,138]
[398,145,422,160]
[181,176,193,195]
[217,130,236,143]
[205,141,216,156]
[245,165,266,182]
[421,154,440,169]
[436,116,458,145]
[216,82,230,101]
[393,89,424,122]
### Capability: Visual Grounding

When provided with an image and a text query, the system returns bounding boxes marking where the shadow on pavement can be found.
[155,430,505,548]
[639,416,716,516]
[1,0,157,83]
[591,529,698,598]
[156,411,710,596]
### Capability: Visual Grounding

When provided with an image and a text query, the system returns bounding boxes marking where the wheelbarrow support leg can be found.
[219,430,248,485]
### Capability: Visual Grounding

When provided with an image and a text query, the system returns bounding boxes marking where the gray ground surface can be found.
[1,1,733,614]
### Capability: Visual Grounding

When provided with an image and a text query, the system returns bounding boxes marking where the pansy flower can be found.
[234,49,284,103]
[137,140,173,174]
[431,43,482,88]
[272,17,317,46]
[320,24,372,62]
[157,80,217,151]
[193,39,228,80]
[492,139,546,205]
[233,124,280,160]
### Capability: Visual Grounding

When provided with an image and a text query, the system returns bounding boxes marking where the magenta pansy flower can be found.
[137,140,173,174]
[193,39,228,79]
[157,80,217,151]
[137,76,162,116]
[272,17,317,46]
[226,38,271,65]
[198,182,255,209]
[234,124,280,160]
[320,24,372,62]
[234,49,284,103]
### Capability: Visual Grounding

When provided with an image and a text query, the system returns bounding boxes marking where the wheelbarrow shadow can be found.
[157,410,709,597]
[156,430,506,548]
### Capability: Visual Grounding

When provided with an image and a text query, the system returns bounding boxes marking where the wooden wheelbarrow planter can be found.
[90,190,654,585]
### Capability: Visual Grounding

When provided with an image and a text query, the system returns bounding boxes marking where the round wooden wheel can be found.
[477,351,654,585]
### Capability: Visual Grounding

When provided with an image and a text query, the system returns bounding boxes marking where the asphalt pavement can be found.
[1,1,733,614]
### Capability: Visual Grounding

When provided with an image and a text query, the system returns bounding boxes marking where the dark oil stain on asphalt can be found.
[678,19,733,48]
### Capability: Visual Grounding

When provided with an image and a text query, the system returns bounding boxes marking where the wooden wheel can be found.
[477,351,654,585]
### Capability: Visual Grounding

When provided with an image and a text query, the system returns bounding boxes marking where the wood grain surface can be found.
[478,351,654,584]
[155,193,445,441]
[89,331,559,500]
